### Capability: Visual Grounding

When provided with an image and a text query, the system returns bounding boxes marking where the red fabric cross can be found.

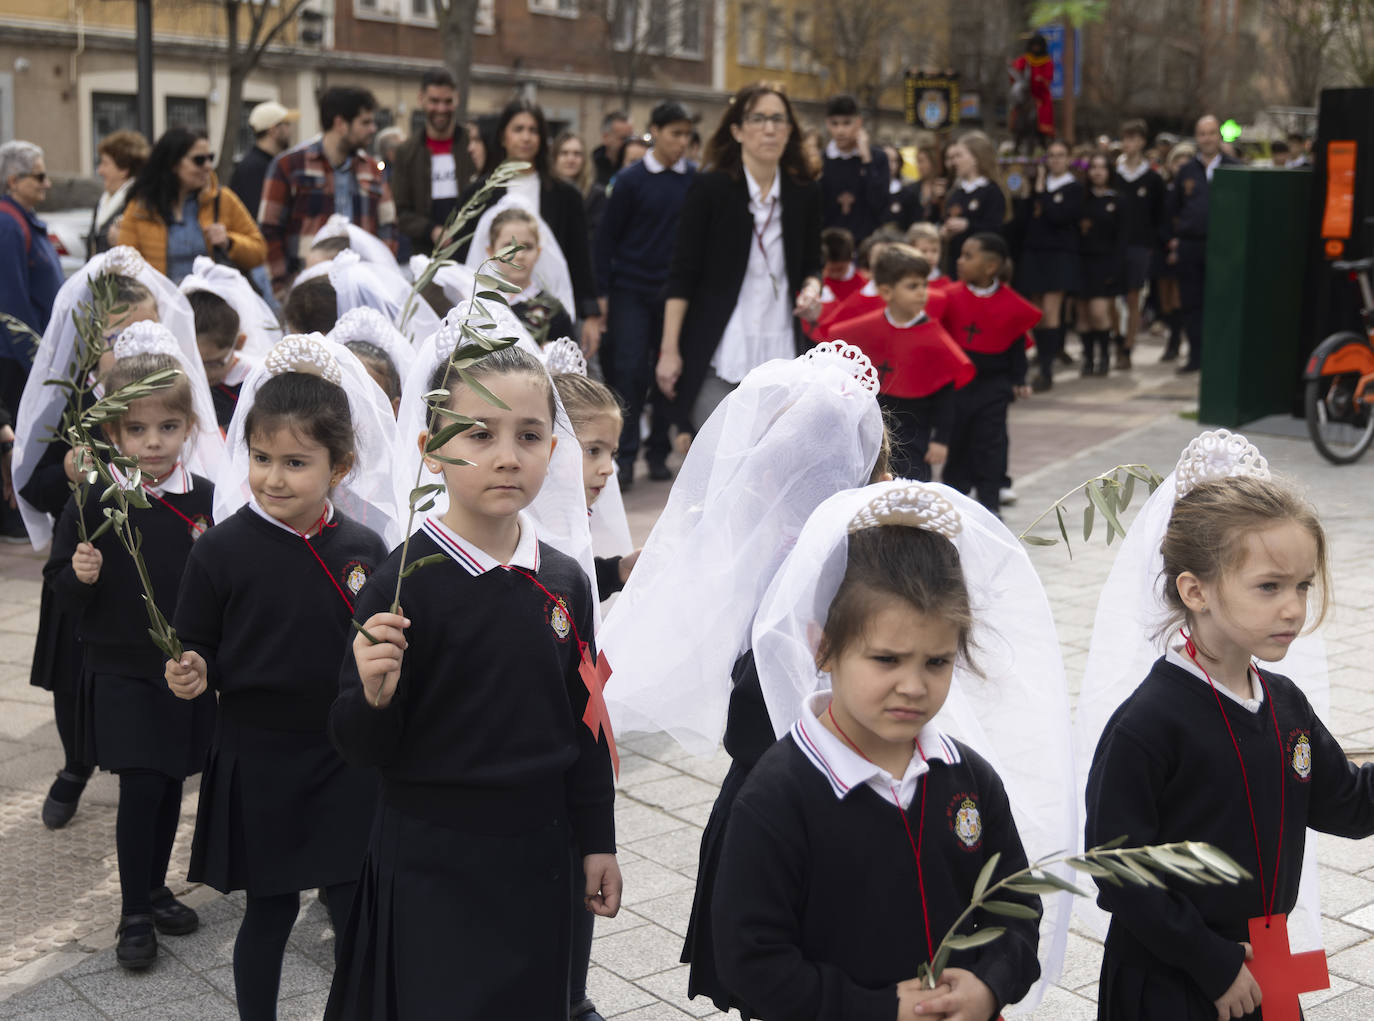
[579,645,618,780]
[1247,913,1329,1021]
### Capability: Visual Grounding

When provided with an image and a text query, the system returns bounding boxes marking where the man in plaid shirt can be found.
[258,85,398,297]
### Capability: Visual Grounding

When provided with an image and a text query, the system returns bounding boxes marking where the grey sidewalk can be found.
[2,342,1373,1018]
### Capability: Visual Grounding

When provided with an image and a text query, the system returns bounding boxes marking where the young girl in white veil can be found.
[464,195,576,320]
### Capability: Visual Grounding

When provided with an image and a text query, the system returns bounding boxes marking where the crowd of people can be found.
[0,72,1367,1021]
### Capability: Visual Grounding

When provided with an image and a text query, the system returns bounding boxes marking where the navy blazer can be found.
[665,169,822,428]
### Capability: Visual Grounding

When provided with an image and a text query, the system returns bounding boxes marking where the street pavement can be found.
[1,331,1372,1019]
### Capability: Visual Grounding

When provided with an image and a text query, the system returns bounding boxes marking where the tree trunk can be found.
[1062,18,1076,143]
[437,0,479,123]
[218,61,250,181]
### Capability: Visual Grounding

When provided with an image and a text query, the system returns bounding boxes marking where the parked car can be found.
[42,208,91,277]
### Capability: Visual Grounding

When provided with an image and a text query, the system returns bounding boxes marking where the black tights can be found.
[233,882,356,1021]
[53,687,92,780]
[115,770,182,917]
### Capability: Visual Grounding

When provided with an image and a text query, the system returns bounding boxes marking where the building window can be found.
[166,96,208,132]
[645,0,668,51]
[92,92,138,170]
[529,0,578,16]
[737,3,756,65]
[677,0,702,56]
[763,6,784,69]
[790,11,811,71]
[476,0,495,32]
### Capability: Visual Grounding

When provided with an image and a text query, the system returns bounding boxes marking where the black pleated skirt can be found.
[1080,254,1126,298]
[188,714,377,897]
[77,669,215,778]
[324,799,572,1021]
[29,582,80,693]
[1016,248,1083,295]
[1097,949,1258,1021]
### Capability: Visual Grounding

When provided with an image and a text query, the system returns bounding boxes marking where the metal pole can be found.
[136,0,154,139]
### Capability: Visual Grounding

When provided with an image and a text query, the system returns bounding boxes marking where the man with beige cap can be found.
[229,101,300,227]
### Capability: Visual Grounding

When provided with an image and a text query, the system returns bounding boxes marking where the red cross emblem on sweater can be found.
[1247,914,1329,1021]
[579,644,619,779]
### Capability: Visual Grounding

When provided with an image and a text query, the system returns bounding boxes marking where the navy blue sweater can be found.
[820,149,891,244]
[594,158,695,296]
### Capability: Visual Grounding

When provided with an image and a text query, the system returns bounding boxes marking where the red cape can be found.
[823,272,867,306]
[823,286,948,342]
[938,282,1043,355]
[829,309,975,398]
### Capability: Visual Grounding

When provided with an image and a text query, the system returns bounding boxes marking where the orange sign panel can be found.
[1321,141,1357,241]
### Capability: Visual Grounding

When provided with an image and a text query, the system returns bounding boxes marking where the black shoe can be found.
[41,769,89,830]
[570,999,606,1021]
[149,887,199,936]
[1160,341,1180,362]
[1079,357,1095,377]
[1056,348,1074,366]
[116,914,157,970]
[1030,373,1053,393]
[646,461,672,482]
[1116,348,1133,371]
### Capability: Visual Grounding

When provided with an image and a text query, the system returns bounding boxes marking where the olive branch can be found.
[1017,464,1164,557]
[918,837,1251,988]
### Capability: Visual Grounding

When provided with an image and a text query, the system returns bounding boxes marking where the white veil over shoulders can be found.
[13,247,213,548]
[313,213,412,296]
[463,194,576,318]
[215,334,402,546]
[1074,429,1328,952]
[753,480,1077,1014]
[598,342,885,754]
[179,255,282,358]
[327,306,417,383]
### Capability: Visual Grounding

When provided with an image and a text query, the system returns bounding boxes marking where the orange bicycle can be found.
[1304,254,1374,464]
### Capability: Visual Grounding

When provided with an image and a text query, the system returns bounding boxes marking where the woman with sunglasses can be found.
[117,128,265,284]
[656,82,823,435]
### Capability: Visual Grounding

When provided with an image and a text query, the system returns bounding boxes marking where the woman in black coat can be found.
[655,83,823,433]
[455,99,605,352]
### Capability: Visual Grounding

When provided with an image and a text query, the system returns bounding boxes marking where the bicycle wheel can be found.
[1305,371,1374,464]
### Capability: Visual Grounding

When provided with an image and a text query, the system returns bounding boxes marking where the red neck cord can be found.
[1182,632,1287,923]
[286,508,352,614]
[141,481,197,532]
[510,566,586,651]
[825,704,934,959]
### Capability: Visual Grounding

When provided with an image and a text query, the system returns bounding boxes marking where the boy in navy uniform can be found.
[820,96,890,247]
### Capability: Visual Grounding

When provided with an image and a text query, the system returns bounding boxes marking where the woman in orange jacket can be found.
[116,127,265,283]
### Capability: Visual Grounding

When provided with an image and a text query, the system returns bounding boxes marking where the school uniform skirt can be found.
[77,668,215,778]
[325,790,572,1021]
[29,583,80,694]
[1098,950,1253,1021]
[188,714,377,897]
[1080,252,1125,298]
[1015,247,1082,295]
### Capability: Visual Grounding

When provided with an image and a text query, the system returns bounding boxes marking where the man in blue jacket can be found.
[595,101,695,488]
[1,140,63,539]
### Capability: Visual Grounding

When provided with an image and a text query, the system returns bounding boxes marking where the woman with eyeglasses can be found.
[656,82,823,435]
[117,127,265,284]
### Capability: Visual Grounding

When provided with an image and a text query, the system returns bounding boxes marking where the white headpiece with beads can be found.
[179,255,281,359]
[599,348,884,756]
[112,321,182,360]
[753,479,1077,1014]
[541,337,587,377]
[215,334,401,544]
[12,248,218,548]
[327,306,416,383]
[802,340,882,395]
[1075,429,1327,952]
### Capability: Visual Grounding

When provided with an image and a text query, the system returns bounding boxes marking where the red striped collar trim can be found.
[421,513,540,576]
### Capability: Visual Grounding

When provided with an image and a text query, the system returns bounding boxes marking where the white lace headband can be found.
[543,337,586,377]
[264,333,343,385]
[327,248,363,290]
[99,246,147,279]
[112,321,181,360]
[329,307,402,348]
[315,213,352,243]
[847,481,963,539]
[1173,428,1271,498]
[802,340,881,395]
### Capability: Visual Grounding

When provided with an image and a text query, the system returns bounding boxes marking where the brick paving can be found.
[2,331,1372,1018]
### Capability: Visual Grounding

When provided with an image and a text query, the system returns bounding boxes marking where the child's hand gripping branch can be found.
[1214,943,1261,1021]
[352,610,410,709]
[165,650,208,700]
[909,967,997,1020]
[897,977,950,1019]
[72,541,103,585]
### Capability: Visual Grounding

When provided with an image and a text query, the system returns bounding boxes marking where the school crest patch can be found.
[548,595,573,642]
[1288,729,1313,781]
[187,514,211,541]
[1182,177,1196,197]
[968,199,980,212]
[344,561,370,595]
[1138,185,1148,198]
[948,792,983,851]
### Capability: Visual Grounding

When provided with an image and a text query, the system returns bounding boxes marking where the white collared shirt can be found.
[1115,156,1150,183]
[1167,636,1263,714]
[885,309,928,329]
[643,150,688,175]
[510,282,545,307]
[111,460,193,497]
[250,497,335,536]
[859,278,879,297]
[791,692,961,808]
[825,140,859,161]
[1045,172,1076,192]
[830,264,857,283]
[967,280,1001,298]
[959,176,990,193]
[1203,153,1223,182]
[711,167,793,384]
[421,510,540,576]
